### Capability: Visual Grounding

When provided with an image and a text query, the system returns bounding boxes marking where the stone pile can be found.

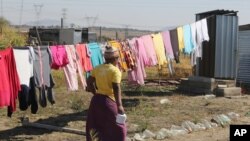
[126,112,240,141]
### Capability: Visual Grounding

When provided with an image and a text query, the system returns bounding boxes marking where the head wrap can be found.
[104,46,119,59]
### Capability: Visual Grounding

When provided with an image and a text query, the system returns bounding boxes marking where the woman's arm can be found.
[112,82,124,114]
[86,76,97,95]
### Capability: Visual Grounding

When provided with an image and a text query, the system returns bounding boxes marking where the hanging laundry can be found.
[177,26,185,52]
[33,46,55,107]
[190,22,198,66]
[108,41,128,71]
[190,22,197,50]
[18,76,38,114]
[161,31,174,60]
[167,58,175,76]
[121,41,136,70]
[135,38,149,66]
[190,19,210,66]
[201,19,210,41]
[140,35,158,66]
[195,20,203,58]
[127,38,147,85]
[13,47,38,113]
[161,31,176,76]
[28,76,37,114]
[0,48,21,117]
[183,24,194,54]
[98,42,107,63]
[63,45,87,91]
[50,45,69,70]
[170,29,180,63]
[13,47,35,87]
[76,43,93,72]
[151,33,168,69]
[195,19,210,60]
[85,42,104,78]
[38,74,55,107]
[87,42,104,68]
[33,46,53,87]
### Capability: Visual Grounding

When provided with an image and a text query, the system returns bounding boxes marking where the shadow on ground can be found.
[0,110,87,140]
[123,87,211,97]
[122,98,140,107]
[123,90,174,97]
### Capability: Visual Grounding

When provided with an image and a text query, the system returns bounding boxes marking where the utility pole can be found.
[62,8,67,28]
[115,31,118,40]
[1,0,3,18]
[124,25,129,39]
[0,0,2,36]
[33,4,43,45]
[84,15,98,27]
[19,0,24,25]
[99,26,102,42]
[34,4,43,27]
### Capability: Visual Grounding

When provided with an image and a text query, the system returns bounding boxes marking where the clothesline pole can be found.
[158,68,162,91]
[21,110,28,123]
[21,117,86,135]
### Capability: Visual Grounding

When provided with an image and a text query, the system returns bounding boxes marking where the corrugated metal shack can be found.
[237,25,250,86]
[195,9,238,79]
[29,27,60,45]
[59,28,82,44]
[29,27,91,45]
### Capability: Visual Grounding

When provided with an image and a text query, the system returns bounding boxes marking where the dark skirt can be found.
[86,94,127,141]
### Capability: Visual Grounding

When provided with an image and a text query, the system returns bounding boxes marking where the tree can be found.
[0,17,27,48]
[0,17,10,27]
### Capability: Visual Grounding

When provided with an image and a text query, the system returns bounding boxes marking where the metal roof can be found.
[196,9,238,16]
[239,24,250,31]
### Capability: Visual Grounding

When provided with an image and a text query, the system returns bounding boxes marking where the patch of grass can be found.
[144,54,192,79]
[121,82,176,97]
[135,120,149,132]
[69,96,88,112]
[122,53,192,80]
[245,111,250,117]
[126,97,173,130]
[52,70,67,89]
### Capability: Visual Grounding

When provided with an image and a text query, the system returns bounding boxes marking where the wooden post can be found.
[21,117,86,136]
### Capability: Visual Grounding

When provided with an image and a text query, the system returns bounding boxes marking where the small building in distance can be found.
[28,27,96,45]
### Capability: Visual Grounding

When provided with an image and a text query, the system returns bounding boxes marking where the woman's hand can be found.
[117,105,125,114]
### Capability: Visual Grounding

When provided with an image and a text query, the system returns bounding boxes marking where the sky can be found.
[1,0,249,30]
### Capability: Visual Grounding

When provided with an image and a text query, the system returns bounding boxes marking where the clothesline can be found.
[0,16,211,117]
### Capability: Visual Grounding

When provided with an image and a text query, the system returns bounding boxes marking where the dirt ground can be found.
[1,84,250,141]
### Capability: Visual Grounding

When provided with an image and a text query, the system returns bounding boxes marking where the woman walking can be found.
[86,46,127,141]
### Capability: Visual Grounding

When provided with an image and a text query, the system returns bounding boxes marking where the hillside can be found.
[88,26,154,40]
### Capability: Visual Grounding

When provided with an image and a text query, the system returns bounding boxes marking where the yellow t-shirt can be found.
[91,64,122,101]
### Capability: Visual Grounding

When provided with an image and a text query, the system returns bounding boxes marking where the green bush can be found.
[0,17,26,48]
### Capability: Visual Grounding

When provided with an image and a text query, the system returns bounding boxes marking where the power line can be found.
[61,8,67,28]
[34,4,43,26]
[62,8,67,19]
[97,19,165,30]
[84,15,98,27]
[124,24,129,39]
